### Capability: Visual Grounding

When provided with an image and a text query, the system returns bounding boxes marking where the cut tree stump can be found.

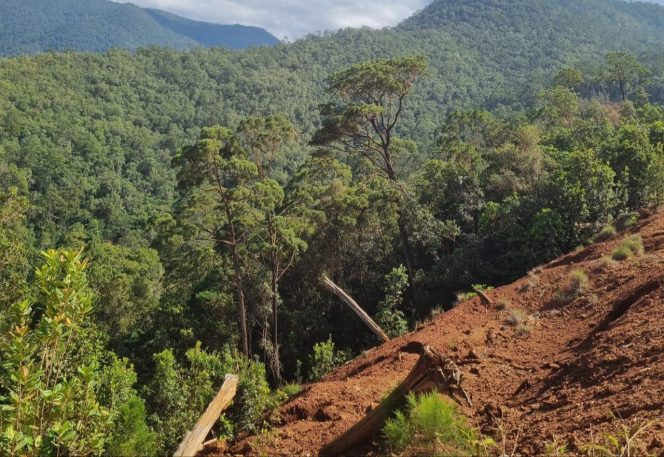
[322,275,390,343]
[173,374,239,457]
[321,342,471,456]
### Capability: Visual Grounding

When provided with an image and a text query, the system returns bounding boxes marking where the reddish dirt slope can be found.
[213,210,664,456]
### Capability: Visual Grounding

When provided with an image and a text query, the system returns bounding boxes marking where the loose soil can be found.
[209,210,664,456]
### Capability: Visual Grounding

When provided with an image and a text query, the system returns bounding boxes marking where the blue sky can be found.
[112,0,431,38]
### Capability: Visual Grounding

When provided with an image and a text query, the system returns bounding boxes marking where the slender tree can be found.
[235,115,312,383]
[603,52,649,102]
[312,56,428,285]
[174,127,263,357]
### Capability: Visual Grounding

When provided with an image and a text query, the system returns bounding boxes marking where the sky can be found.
[112,0,432,39]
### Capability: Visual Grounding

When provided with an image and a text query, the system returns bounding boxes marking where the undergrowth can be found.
[543,419,657,457]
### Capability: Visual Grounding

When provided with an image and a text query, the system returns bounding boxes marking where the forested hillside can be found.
[0,0,278,56]
[0,0,663,455]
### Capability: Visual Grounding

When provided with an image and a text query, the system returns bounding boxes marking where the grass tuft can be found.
[383,392,479,456]
[592,225,617,243]
[611,235,644,261]
[505,309,527,326]
[555,269,589,304]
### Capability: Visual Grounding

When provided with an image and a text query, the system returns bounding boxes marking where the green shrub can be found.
[375,266,410,338]
[592,225,617,243]
[555,270,589,304]
[105,397,158,457]
[0,249,154,457]
[612,235,644,261]
[307,336,349,381]
[383,392,477,455]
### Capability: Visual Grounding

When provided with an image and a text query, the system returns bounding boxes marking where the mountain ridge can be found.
[0,0,279,56]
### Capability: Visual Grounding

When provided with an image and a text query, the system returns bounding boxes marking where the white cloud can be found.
[111,0,431,38]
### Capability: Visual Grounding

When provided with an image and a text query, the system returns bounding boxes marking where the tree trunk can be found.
[397,215,416,287]
[385,157,416,287]
[271,259,282,384]
[322,275,390,343]
[237,280,249,357]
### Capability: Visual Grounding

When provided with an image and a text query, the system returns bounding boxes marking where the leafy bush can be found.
[105,397,157,457]
[383,392,478,455]
[307,336,349,381]
[0,249,154,457]
[375,266,410,338]
[612,235,645,261]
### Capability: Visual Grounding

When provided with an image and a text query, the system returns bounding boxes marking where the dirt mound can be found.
[211,211,664,456]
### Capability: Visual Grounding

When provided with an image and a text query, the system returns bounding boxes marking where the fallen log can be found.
[473,286,494,307]
[322,275,390,343]
[174,374,239,457]
[321,343,471,456]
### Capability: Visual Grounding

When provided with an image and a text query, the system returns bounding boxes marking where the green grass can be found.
[383,392,480,456]
[611,235,645,261]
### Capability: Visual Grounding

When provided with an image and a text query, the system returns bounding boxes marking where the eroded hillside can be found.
[215,209,664,456]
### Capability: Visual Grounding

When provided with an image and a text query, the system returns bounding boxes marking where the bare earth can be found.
[210,210,664,456]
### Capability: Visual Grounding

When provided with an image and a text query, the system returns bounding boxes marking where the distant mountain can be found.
[399,0,664,41]
[0,0,279,57]
[143,9,278,49]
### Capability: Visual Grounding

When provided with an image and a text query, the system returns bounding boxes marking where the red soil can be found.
[212,210,664,456]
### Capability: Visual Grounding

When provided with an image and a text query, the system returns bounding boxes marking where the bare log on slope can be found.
[321,342,471,456]
[322,275,390,343]
[174,374,239,457]
[473,285,494,307]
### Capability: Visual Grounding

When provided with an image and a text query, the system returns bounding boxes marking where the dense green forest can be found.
[0,0,278,56]
[1,0,664,454]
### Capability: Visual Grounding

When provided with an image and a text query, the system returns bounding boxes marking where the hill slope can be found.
[220,210,664,456]
[0,0,278,56]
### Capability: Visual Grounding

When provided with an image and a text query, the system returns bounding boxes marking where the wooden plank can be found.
[322,275,390,343]
[174,374,239,457]
[321,343,470,456]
